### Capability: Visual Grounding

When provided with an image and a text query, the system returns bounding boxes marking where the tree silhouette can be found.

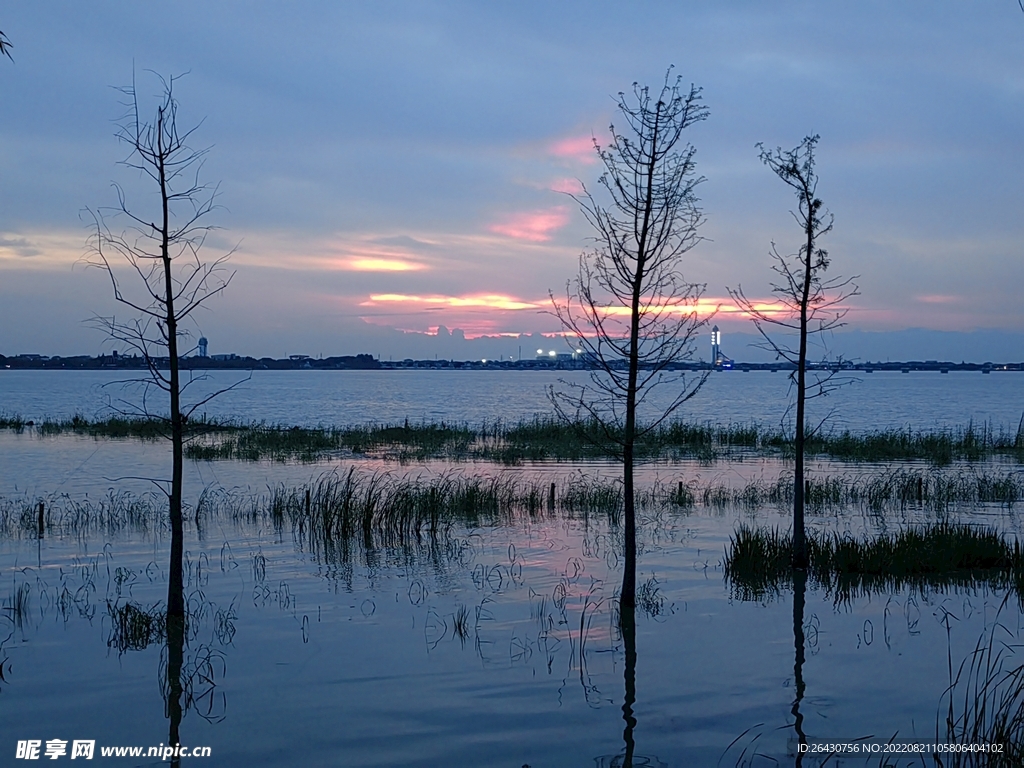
[551,71,709,611]
[729,136,858,568]
[86,73,235,619]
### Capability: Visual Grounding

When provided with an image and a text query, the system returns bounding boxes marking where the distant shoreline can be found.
[2,353,1021,373]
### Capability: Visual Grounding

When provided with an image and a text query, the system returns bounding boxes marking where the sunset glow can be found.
[488,207,570,242]
[364,293,543,311]
[548,135,599,163]
[343,258,426,272]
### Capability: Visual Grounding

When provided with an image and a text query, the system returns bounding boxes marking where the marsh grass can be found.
[934,595,1024,767]
[4,466,1023,545]
[725,524,1024,603]
[2,581,33,630]
[636,575,666,618]
[700,468,1024,514]
[256,470,646,561]
[0,493,161,540]
[11,412,1022,465]
[106,600,167,653]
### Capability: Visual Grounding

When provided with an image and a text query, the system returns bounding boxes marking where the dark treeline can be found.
[0,353,380,371]
[4,352,1024,373]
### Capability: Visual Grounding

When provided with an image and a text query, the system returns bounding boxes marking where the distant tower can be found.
[710,325,721,365]
[198,337,208,357]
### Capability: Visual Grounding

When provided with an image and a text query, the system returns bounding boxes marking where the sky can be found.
[1,2,1023,362]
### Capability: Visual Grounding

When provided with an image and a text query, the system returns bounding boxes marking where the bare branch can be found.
[549,70,711,610]
[85,72,240,621]
[728,135,859,568]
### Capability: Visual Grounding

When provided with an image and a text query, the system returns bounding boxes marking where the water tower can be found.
[198,337,208,357]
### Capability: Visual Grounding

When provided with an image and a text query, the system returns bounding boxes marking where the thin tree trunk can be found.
[157,104,185,620]
[792,195,814,570]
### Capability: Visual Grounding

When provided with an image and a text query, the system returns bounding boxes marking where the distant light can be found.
[537,349,544,355]
[481,359,487,363]
[548,351,556,357]
[575,348,582,354]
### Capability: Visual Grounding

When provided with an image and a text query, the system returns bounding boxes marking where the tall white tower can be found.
[198,337,208,357]
[710,325,720,365]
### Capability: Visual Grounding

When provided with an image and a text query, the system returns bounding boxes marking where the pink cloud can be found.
[915,294,962,305]
[489,207,570,242]
[549,177,584,195]
[548,135,598,164]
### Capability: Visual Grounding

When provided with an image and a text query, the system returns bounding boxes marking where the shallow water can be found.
[3,369,1024,765]
[2,497,1020,766]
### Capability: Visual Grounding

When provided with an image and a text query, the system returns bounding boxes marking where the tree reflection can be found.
[164,612,185,768]
[791,568,807,765]
[620,601,637,768]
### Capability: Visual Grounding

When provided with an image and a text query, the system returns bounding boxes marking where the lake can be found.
[2,368,1022,431]
[1,370,1023,766]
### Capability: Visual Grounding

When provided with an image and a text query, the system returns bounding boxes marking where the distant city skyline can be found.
[2,3,1023,360]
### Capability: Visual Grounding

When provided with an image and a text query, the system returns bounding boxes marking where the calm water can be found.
[2,500,1019,767]
[2,370,1023,766]
[2,368,1022,431]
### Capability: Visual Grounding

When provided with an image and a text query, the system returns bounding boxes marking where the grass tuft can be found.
[725,523,1024,603]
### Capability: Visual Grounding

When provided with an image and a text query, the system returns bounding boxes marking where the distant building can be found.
[711,325,733,368]
[198,337,208,357]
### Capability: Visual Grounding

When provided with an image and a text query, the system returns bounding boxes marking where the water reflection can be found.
[791,568,807,765]
[620,601,637,768]
[5,485,1024,764]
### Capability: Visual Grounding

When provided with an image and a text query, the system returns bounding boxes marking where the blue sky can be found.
[1,2,1023,360]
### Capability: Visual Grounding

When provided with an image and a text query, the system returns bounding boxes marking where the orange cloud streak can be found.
[364,293,543,311]
[343,258,425,272]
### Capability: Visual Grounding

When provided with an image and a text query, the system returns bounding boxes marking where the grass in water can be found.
[935,596,1024,767]
[725,523,1024,603]
[9,412,1023,464]
[106,601,167,653]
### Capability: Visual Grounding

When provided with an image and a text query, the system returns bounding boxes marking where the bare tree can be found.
[729,136,858,569]
[85,74,234,620]
[0,29,12,60]
[551,72,709,612]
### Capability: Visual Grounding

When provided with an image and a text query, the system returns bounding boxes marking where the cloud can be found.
[234,232,430,272]
[0,236,42,258]
[0,230,86,270]
[548,136,598,164]
[342,258,426,272]
[549,177,584,195]
[915,294,962,305]
[488,206,570,242]
[363,293,542,311]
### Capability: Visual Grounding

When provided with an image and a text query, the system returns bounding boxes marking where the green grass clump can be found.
[725,523,1024,603]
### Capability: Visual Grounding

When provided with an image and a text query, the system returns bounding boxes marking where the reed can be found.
[725,524,1024,603]
[8,412,1024,464]
[3,582,33,630]
[106,601,167,653]
[935,597,1024,766]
